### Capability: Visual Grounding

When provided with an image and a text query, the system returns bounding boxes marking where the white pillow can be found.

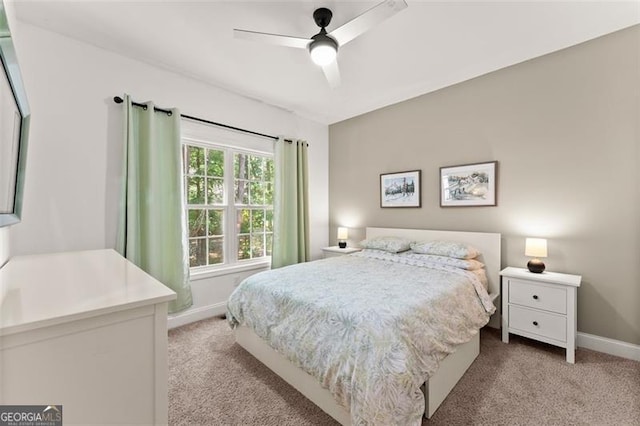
[402,252,484,270]
[410,240,480,259]
[358,236,413,253]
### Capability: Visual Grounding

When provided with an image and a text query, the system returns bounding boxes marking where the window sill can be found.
[190,259,271,281]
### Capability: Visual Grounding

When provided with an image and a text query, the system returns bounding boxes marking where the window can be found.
[235,153,275,261]
[183,142,274,270]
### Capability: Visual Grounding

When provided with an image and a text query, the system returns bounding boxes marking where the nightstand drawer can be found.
[509,279,567,314]
[509,305,567,342]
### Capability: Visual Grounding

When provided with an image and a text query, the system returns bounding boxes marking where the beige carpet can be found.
[169,317,640,425]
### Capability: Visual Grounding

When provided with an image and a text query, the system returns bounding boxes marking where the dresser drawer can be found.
[508,279,567,314]
[509,305,567,342]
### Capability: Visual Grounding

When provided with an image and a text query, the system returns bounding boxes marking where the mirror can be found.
[0,2,30,227]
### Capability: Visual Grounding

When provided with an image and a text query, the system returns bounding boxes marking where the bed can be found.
[227,227,501,425]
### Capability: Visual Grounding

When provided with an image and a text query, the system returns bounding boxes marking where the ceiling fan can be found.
[233,0,408,88]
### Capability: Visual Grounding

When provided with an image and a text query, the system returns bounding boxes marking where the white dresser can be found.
[500,267,581,363]
[0,249,176,424]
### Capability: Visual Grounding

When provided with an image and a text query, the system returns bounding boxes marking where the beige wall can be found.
[329,26,640,345]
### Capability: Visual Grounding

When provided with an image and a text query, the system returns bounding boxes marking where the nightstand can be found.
[321,246,362,258]
[500,267,582,363]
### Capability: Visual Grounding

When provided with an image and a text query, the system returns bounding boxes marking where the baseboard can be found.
[577,332,640,362]
[168,302,227,329]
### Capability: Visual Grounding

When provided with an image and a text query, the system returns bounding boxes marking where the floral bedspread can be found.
[227,250,495,425]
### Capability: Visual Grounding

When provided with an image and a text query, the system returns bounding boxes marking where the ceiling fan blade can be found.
[328,0,408,46]
[234,29,311,49]
[322,61,341,89]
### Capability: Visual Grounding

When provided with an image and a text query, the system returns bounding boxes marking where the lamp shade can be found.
[525,238,548,258]
[337,227,348,240]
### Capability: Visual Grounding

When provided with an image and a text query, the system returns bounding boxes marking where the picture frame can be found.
[380,170,421,208]
[440,161,498,207]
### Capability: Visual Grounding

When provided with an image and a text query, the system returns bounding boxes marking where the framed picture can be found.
[380,170,421,208]
[440,161,498,207]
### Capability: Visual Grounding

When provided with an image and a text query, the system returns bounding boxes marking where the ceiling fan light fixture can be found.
[310,44,337,66]
[234,1,408,87]
[309,32,338,66]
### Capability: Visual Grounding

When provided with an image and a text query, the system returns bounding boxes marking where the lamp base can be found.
[338,241,346,249]
[527,258,546,273]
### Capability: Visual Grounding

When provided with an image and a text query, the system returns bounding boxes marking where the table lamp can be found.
[525,238,547,273]
[337,227,348,248]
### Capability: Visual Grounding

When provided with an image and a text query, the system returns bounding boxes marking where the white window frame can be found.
[182,120,274,278]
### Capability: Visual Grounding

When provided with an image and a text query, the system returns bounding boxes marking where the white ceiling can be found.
[13,0,640,124]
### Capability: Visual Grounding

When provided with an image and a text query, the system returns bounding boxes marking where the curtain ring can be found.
[168,111,173,116]
[142,105,148,110]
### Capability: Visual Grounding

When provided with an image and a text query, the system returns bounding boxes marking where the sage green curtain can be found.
[116,94,192,313]
[271,137,310,268]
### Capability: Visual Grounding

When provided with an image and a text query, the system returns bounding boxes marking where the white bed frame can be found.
[235,227,501,424]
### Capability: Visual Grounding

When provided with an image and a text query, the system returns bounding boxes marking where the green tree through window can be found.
[183,143,273,268]
[235,153,274,261]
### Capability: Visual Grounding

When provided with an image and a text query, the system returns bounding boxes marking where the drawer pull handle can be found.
[532,295,539,300]
[533,321,539,326]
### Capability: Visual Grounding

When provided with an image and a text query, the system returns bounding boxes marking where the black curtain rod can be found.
[113,96,281,141]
